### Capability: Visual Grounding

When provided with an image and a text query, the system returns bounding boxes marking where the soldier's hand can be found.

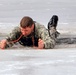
[38,39,44,49]
[0,39,7,49]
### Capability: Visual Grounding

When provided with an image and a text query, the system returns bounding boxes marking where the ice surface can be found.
[0,49,76,75]
[0,0,76,75]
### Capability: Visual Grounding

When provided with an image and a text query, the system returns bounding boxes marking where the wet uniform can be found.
[5,22,58,49]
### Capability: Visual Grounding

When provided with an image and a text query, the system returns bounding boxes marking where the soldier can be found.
[0,15,59,49]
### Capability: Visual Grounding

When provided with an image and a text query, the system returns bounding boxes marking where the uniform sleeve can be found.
[35,22,56,49]
[40,29,55,49]
[5,27,21,48]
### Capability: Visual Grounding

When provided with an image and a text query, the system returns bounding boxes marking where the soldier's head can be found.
[20,16,34,36]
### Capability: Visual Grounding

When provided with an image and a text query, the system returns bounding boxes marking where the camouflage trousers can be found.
[48,27,60,41]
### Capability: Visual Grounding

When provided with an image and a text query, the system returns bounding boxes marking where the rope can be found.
[9,34,23,43]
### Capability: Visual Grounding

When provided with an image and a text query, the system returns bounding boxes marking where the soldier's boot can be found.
[48,15,60,40]
[48,15,58,30]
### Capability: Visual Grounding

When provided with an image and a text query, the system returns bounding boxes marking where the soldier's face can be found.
[20,24,34,36]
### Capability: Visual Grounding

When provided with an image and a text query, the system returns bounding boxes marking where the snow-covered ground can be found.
[0,0,76,75]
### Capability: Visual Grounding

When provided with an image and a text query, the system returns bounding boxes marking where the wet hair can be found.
[20,16,34,28]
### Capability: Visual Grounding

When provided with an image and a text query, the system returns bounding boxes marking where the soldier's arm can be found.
[0,27,21,49]
[40,28,55,49]
[36,23,55,49]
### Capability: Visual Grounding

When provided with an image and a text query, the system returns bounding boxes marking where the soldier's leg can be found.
[48,15,60,41]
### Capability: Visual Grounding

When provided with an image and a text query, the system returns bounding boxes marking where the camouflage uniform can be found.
[5,22,59,49]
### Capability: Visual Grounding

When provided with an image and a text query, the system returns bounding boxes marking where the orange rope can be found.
[9,34,23,43]
[32,36,34,46]
[0,34,23,50]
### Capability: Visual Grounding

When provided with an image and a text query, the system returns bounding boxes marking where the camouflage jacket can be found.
[5,22,56,49]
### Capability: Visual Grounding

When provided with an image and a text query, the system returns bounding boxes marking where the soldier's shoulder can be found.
[13,26,20,32]
[11,26,21,34]
[34,21,45,29]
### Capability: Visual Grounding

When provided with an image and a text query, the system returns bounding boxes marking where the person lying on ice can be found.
[0,15,59,49]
